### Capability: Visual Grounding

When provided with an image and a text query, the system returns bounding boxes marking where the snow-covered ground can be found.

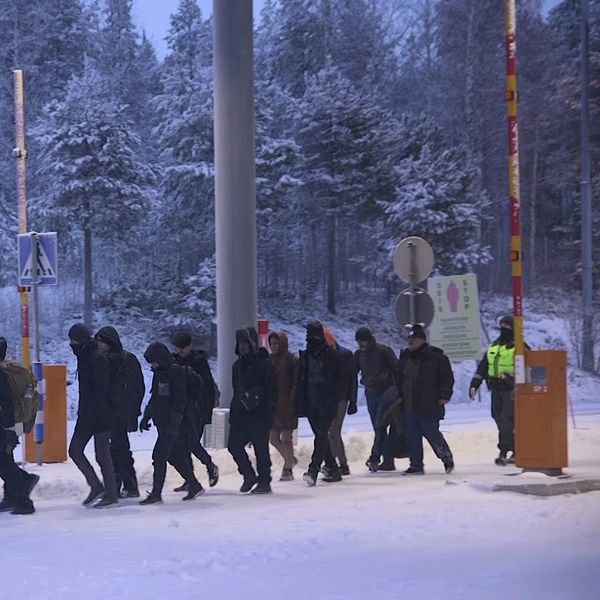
[3,403,600,600]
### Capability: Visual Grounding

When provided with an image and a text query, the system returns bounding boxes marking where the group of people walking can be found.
[0,315,519,514]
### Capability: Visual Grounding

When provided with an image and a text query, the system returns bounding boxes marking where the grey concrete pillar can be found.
[213,0,257,407]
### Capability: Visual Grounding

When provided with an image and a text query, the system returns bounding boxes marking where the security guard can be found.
[470,316,518,466]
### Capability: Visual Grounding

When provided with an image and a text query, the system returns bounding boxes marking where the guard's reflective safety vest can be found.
[486,343,515,379]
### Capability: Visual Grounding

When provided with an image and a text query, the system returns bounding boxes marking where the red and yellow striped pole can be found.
[14,69,31,368]
[504,2,525,384]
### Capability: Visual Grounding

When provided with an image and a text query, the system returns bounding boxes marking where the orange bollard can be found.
[25,364,67,463]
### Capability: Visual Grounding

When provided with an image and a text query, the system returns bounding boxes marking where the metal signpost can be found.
[17,232,58,465]
[393,236,435,329]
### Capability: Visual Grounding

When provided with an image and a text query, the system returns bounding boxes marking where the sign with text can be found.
[429,274,481,361]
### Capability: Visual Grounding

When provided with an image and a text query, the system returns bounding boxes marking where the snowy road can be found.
[2,407,599,600]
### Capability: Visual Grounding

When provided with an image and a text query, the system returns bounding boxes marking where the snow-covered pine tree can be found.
[153,0,215,279]
[296,62,398,312]
[378,116,491,278]
[32,62,155,327]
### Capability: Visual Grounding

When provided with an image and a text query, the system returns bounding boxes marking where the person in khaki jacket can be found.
[268,331,299,481]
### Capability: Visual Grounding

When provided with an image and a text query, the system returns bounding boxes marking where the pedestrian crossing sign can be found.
[17,232,58,286]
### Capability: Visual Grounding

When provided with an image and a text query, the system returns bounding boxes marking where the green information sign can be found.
[429,274,482,361]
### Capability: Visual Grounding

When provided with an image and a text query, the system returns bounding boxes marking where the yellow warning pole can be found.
[14,69,31,368]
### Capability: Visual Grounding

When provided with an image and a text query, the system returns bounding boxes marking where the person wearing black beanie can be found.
[354,327,400,472]
[67,323,119,508]
[296,321,344,486]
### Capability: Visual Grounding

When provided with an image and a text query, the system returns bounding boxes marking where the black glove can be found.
[347,402,358,416]
[127,416,139,433]
[166,413,183,438]
[139,416,152,432]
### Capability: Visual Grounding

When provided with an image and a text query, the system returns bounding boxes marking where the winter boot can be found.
[207,463,220,488]
[82,485,104,506]
[94,497,119,509]
[280,468,294,482]
[378,460,396,472]
[183,482,205,501]
[322,468,342,483]
[444,461,455,474]
[507,452,516,465]
[340,464,350,477]
[495,452,508,466]
[365,458,380,473]
[302,471,317,487]
[11,501,35,515]
[139,491,163,505]
[173,482,189,493]
[121,488,140,499]
[250,482,272,495]
[402,466,425,475]
[240,475,258,494]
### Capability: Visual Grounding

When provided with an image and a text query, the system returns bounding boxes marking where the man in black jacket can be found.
[140,342,203,504]
[398,325,455,475]
[172,331,219,491]
[354,327,400,472]
[68,324,119,508]
[324,328,357,477]
[296,321,343,486]
[228,328,278,495]
[0,337,38,515]
[95,326,145,498]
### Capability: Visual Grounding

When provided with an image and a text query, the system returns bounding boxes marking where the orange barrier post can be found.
[26,364,67,463]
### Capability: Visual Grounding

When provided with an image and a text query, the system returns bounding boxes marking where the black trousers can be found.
[151,427,197,495]
[69,428,118,502]
[307,413,337,476]
[491,388,515,453]
[110,423,138,493]
[0,433,31,507]
[188,423,213,466]
[228,417,272,485]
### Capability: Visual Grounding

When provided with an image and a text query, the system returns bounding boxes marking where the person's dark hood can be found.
[68,323,92,345]
[144,342,175,368]
[235,328,258,356]
[95,326,123,353]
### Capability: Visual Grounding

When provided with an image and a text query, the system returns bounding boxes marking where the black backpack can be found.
[184,366,213,426]
[119,351,145,420]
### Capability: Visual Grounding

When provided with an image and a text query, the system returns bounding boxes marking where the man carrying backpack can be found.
[68,324,119,508]
[172,331,219,492]
[139,342,203,504]
[0,337,39,515]
[95,326,145,498]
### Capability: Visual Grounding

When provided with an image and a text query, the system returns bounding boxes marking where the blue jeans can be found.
[366,389,394,462]
[403,409,453,470]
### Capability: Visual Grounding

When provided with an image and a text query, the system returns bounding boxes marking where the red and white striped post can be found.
[258,319,270,350]
[504,0,526,384]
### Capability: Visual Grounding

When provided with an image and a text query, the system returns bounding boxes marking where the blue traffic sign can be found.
[18,232,58,286]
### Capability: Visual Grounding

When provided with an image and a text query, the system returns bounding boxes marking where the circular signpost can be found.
[393,236,434,284]
[394,287,435,329]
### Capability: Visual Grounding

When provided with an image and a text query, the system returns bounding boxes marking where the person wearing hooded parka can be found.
[139,342,203,504]
[95,326,145,498]
[228,328,278,495]
[68,323,119,508]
